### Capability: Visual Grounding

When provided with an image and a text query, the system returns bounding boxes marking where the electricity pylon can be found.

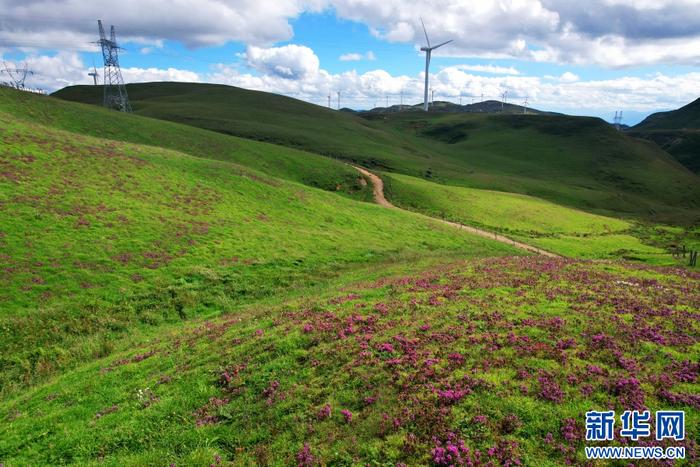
[97,20,131,112]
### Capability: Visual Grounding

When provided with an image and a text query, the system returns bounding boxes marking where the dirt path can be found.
[352,165,560,258]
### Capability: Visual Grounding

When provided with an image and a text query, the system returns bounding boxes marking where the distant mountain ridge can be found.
[361,99,558,116]
[628,97,700,173]
[633,98,700,130]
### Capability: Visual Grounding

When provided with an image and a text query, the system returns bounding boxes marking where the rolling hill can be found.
[1,85,698,466]
[362,99,555,115]
[628,98,700,174]
[634,98,700,130]
[0,86,518,394]
[54,82,700,225]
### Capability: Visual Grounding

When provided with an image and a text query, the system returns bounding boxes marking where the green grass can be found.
[382,172,686,263]
[633,97,700,130]
[1,80,698,467]
[629,98,700,174]
[54,82,700,225]
[627,129,700,174]
[0,95,518,394]
[1,87,372,201]
[1,257,697,465]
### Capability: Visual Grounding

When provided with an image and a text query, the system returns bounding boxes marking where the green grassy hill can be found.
[0,87,517,394]
[382,172,676,262]
[362,99,556,115]
[1,86,698,467]
[4,87,370,199]
[634,98,700,130]
[54,83,700,225]
[1,256,698,465]
[628,98,700,174]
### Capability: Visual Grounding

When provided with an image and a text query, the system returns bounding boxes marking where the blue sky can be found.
[1,1,699,124]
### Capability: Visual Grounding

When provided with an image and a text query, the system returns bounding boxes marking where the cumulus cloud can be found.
[559,71,579,82]
[244,44,319,79]
[207,49,699,114]
[1,52,199,90]
[1,1,700,66]
[9,45,697,117]
[0,0,324,48]
[328,0,700,66]
[339,51,376,61]
[339,53,363,61]
[121,67,200,83]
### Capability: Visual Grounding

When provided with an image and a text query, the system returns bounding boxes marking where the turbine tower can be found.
[419,18,452,111]
[97,20,131,112]
[88,61,99,86]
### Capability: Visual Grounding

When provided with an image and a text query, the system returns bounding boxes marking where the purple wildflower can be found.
[296,443,314,467]
[317,404,331,420]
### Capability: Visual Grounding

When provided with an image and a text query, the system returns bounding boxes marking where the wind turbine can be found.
[88,60,99,86]
[420,18,452,111]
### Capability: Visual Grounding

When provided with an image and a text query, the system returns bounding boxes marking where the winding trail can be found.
[352,165,560,258]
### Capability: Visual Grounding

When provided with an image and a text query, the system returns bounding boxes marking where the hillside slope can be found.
[1,256,698,465]
[0,88,517,394]
[382,172,673,262]
[1,86,697,467]
[634,98,700,130]
[54,83,700,224]
[380,111,700,224]
[2,87,370,200]
[629,98,700,174]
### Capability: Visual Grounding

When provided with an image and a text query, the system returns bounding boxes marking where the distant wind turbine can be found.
[88,60,99,86]
[420,18,452,111]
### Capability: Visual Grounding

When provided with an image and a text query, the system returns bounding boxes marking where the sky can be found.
[1,1,699,124]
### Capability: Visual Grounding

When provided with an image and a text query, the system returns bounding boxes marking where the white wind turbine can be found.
[420,18,452,111]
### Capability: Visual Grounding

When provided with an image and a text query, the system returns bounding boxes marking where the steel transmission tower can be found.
[613,111,623,129]
[97,20,131,112]
[2,62,34,89]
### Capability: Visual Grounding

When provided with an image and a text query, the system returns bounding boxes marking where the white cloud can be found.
[121,67,200,83]
[455,65,520,75]
[339,51,377,61]
[206,48,700,113]
[339,53,363,61]
[2,1,700,66]
[244,44,320,79]
[328,0,700,66]
[1,52,199,91]
[5,44,698,120]
[0,0,323,48]
[559,72,580,82]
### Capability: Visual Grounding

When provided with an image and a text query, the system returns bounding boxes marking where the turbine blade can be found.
[431,39,453,50]
[420,17,431,48]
